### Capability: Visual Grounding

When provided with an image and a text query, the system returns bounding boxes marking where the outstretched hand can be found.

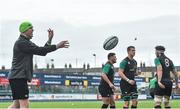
[56,41,70,49]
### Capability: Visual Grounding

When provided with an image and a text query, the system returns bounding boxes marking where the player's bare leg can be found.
[131,92,138,109]
[101,97,110,109]
[19,99,29,109]
[109,95,116,109]
[8,100,20,109]
[131,99,138,109]
[123,101,130,109]
[164,96,171,109]
[154,95,162,109]
[122,94,130,109]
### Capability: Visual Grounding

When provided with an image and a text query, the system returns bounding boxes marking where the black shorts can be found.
[120,81,138,101]
[155,80,172,97]
[9,79,29,100]
[98,85,114,97]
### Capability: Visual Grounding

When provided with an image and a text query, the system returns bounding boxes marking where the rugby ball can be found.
[103,36,119,50]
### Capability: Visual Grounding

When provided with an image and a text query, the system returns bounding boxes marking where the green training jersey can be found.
[100,62,115,87]
[119,57,137,81]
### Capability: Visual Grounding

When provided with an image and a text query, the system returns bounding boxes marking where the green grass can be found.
[0,100,180,108]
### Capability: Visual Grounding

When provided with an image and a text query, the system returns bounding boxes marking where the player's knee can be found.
[164,96,170,102]
[102,98,110,104]
[8,101,20,109]
[19,99,29,108]
[110,100,115,106]
[124,101,130,108]
[154,95,162,104]
[105,99,111,104]
[132,99,138,106]
[14,103,20,108]
[154,96,162,109]
[164,101,170,107]
[14,100,20,108]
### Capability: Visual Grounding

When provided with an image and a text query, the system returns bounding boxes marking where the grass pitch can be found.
[0,100,180,108]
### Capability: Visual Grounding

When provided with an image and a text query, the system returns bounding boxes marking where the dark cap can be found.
[155,45,165,51]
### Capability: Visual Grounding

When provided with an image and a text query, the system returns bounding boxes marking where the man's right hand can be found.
[56,41,70,49]
[158,81,165,89]
[109,83,116,91]
[128,80,135,85]
[47,28,54,41]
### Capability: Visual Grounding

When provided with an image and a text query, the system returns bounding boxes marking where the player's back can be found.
[158,54,174,81]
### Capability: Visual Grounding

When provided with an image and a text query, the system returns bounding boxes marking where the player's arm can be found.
[171,63,179,89]
[101,73,115,88]
[45,28,53,46]
[157,65,165,89]
[155,58,165,88]
[18,41,57,56]
[157,65,163,82]
[101,64,115,89]
[118,60,135,85]
[118,69,128,81]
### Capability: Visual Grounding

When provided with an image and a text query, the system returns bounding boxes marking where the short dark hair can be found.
[108,53,116,59]
[127,46,135,52]
[155,45,165,51]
